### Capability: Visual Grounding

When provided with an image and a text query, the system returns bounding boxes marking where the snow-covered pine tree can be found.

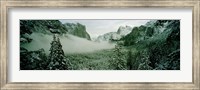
[137,50,153,70]
[109,45,126,70]
[48,35,68,70]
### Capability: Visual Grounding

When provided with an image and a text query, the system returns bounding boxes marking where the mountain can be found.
[123,20,174,46]
[117,26,132,36]
[20,20,68,44]
[64,23,91,40]
[95,26,132,42]
[20,20,69,35]
[122,20,180,70]
[20,20,91,44]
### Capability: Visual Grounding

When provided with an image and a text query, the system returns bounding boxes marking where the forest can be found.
[20,20,180,70]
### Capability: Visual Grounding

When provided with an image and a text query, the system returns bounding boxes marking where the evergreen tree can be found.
[109,45,126,70]
[137,50,153,70]
[48,35,68,70]
[127,50,133,70]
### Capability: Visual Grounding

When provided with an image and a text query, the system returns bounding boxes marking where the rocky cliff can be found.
[64,23,91,40]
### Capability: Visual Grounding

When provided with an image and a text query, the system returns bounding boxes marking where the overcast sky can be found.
[60,20,150,38]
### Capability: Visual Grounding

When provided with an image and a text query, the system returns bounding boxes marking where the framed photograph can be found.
[1,0,199,90]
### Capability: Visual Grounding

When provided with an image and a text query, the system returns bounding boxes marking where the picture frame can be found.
[0,0,199,89]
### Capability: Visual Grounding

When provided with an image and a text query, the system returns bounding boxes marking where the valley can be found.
[20,20,180,70]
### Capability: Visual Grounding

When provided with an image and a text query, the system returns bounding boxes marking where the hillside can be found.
[122,20,180,70]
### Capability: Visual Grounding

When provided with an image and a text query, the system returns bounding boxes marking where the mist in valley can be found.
[21,33,115,54]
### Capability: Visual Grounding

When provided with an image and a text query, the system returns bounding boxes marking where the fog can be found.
[21,33,115,54]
